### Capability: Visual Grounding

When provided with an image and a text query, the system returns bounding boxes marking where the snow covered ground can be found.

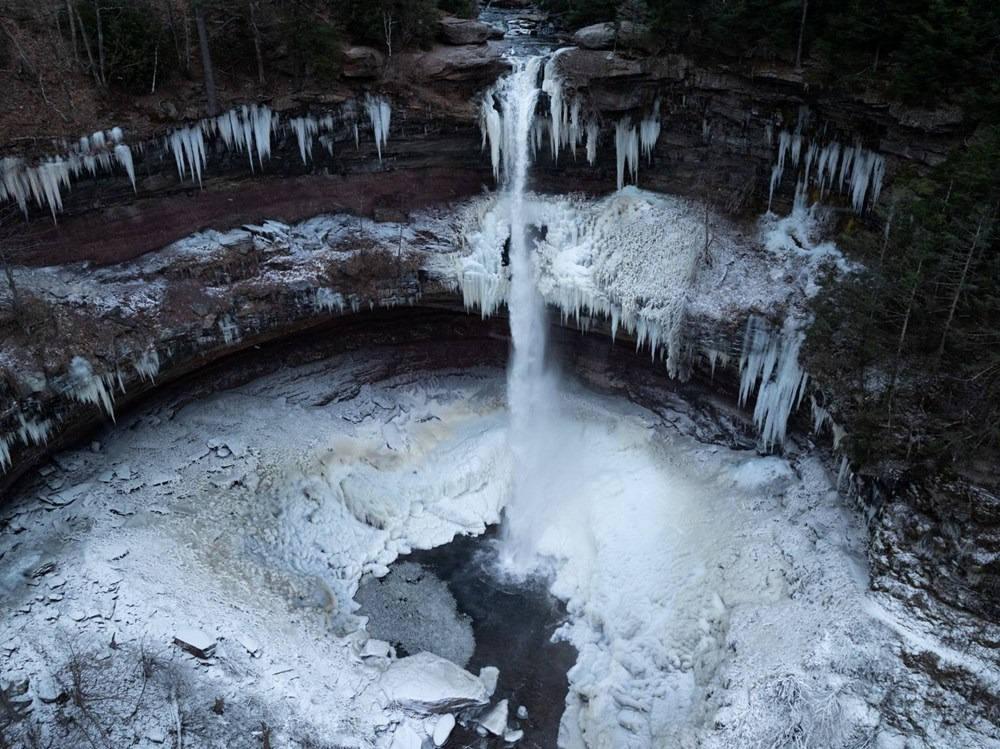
[5,346,987,748]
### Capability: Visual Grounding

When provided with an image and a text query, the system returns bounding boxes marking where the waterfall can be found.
[484,56,557,570]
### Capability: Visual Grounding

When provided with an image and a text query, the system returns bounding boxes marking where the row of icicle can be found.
[767,128,885,214]
[479,60,663,191]
[0,95,392,222]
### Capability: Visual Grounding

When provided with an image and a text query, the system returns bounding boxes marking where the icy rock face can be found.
[378,652,490,714]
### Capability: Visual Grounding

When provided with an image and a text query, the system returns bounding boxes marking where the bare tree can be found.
[938,205,996,356]
[795,0,808,69]
[248,0,265,84]
[193,0,218,114]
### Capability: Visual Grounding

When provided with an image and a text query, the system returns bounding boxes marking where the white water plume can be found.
[487,56,561,572]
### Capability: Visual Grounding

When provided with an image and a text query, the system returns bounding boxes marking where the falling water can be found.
[487,56,558,571]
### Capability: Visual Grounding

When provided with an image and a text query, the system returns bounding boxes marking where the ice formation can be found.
[0,127,137,219]
[365,95,392,161]
[639,99,662,163]
[290,116,319,164]
[614,118,639,191]
[0,434,10,470]
[167,125,207,184]
[219,315,240,344]
[134,349,161,383]
[768,128,886,214]
[68,356,118,420]
[457,188,701,379]
[585,120,599,166]
[314,287,346,313]
[738,316,809,449]
[1,99,384,219]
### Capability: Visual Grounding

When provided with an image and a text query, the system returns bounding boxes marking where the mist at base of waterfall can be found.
[0,349,927,748]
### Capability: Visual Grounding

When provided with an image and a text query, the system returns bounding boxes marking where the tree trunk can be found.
[94,0,106,86]
[938,219,984,357]
[887,258,924,422]
[194,3,218,115]
[74,6,101,86]
[249,1,265,85]
[795,0,808,69]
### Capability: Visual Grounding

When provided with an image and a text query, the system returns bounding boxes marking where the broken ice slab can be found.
[432,714,455,747]
[479,699,508,736]
[360,638,393,660]
[173,627,217,658]
[378,652,489,714]
[478,665,499,697]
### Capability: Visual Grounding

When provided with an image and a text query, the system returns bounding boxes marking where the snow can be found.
[0,358,993,748]
[379,652,490,713]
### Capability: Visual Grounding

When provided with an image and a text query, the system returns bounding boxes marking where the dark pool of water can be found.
[388,527,577,748]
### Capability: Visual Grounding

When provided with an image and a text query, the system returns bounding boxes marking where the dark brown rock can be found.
[439,16,493,46]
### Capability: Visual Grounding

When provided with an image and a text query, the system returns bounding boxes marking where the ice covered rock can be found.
[439,16,493,45]
[173,627,216,658]
[432,713,456,746]
[390,721,423,749]
[504,728,524,743]
[361,638,393,660]
[478,665,499,697]
[478,699,508,736]
[378,652,489,714]
[516,705,528,720]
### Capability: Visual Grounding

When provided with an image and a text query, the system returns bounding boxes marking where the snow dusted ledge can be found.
[1,186,855,489]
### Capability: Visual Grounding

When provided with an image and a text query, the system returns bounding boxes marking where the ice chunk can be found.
[378,652,489,714]
[479,699,508,736]
[432,714,456,747]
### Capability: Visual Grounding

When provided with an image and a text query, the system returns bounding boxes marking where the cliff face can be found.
[1,13,995,711]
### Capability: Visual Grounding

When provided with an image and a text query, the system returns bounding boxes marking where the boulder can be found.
[572,21,650,51]
[173,627,216,658]
[343,46,385,79]
[378,652,489,714]
[573,22,616,50]
[402,42,508,83]
[439,16,493,45]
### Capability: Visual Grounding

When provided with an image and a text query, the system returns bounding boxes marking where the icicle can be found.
[16,413,52,447]
[738,317,808,450]
[315,288,345,313]
[365,95,392,161]
[614,118,639,191]
[134,349,161,382]
[569,97,582,158]
[639,100,661,164]
[167,125,207,185]
[114,144,136,191]
[69,356,116,421]
[219,315,240,344]
[542,60,565,162]
[585,120,599,166]
[290,116,319,165]
[480,89,503,181]
[0,435,10,471]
